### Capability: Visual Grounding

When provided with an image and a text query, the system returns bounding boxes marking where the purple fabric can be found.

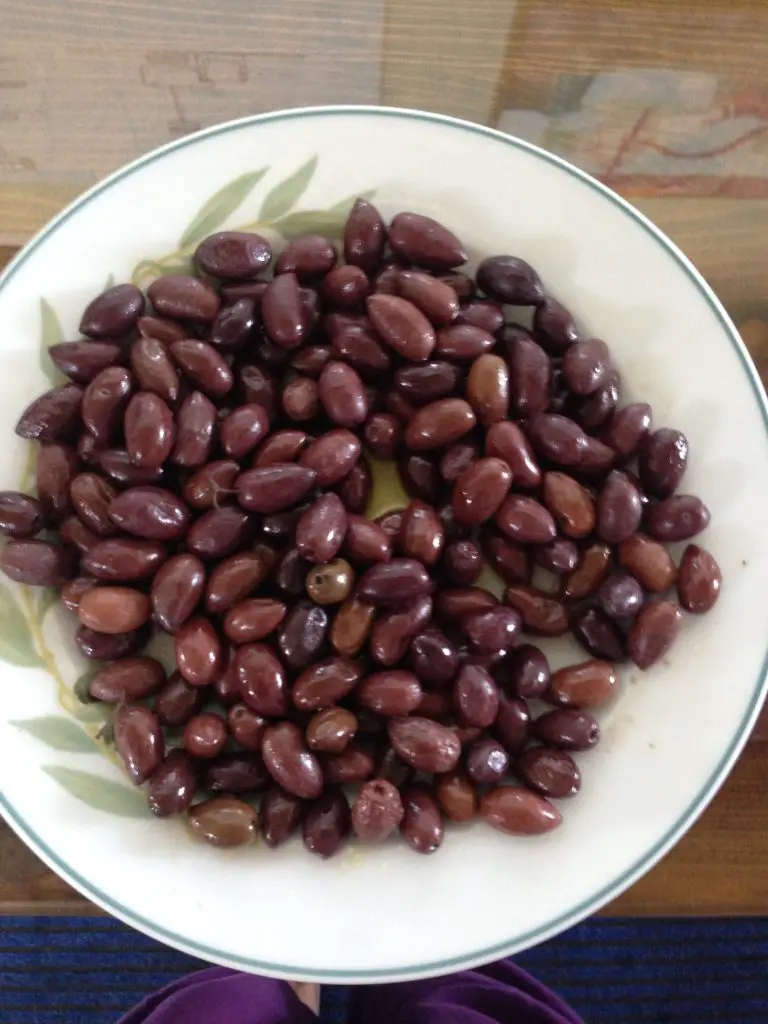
[119,961,584,1024]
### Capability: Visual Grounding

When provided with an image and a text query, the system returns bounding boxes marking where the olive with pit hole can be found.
[352,780,404,842]
[533,709,600,751]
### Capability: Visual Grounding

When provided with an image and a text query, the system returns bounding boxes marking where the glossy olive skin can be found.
[278,600,330,671]
[306,707,358,754]
[453,458,513,527]
[195,230,271,279]
[678,544,722,613]
[295,493,348,564]
[481,787,562,836]
[638,428,688,498]
[388,716,461,773]
[175,617,222,687]
[359,670,423,716]
[549,660,618,709]
[400,786,444,854]
[389,212,467,270]
[303,787,351,858]
[292,657,363,711]
[358,559,433,606]
[114,705,164,785]
[619,534,677,593]
[149,275,220,324]
[628,601,683,670]
[344,198,386,271]
[0,491,46,538]
[76,623,149,661]
[571,607,626,662]
[80,283,145,338]
[148,751,197,818]
[15,384,84,442]
[261,787,304,847]
[409,629,459,687]
[533,710,600,751]
[477,255,544,305]
[370,595,432,667]
[84,538,167,581]
[236,643,289,717]
[151,554,206,633]
[187,796,258,848]
[436,771,477,822]
[154,672,204,727]
[262,722,324,799]
[517,746,581,798]
[89,657,165,702]
[0,540,75,586]
[202,753,269,793]
[646,495,711,542]
[109,487,190,541]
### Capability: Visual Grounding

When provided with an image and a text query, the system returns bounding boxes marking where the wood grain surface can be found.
[0,0,767,917]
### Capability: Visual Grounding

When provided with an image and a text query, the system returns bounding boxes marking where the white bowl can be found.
[0,106,767,983]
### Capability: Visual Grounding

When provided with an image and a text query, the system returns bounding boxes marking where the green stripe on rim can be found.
[1,105,767,982]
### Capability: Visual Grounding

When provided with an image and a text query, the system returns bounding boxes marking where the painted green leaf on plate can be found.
[43,766,147,818]
[259,156,318,222]
[179,168,268,249]
[72,670,100,708]
[73,702,111,725]
[12,716,96,753]
[273,209,346,239]
[40,298,63,385]
[132,259,166,283]
[0,583,42,667]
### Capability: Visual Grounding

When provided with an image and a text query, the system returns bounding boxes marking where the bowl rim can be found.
[1,103,767,982]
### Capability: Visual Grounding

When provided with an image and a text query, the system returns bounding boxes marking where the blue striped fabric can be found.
[1,916,767,1023]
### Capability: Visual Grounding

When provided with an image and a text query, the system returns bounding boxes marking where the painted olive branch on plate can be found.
[4,157,376,819]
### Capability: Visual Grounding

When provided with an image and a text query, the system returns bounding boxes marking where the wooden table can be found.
[1,0,767,918]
